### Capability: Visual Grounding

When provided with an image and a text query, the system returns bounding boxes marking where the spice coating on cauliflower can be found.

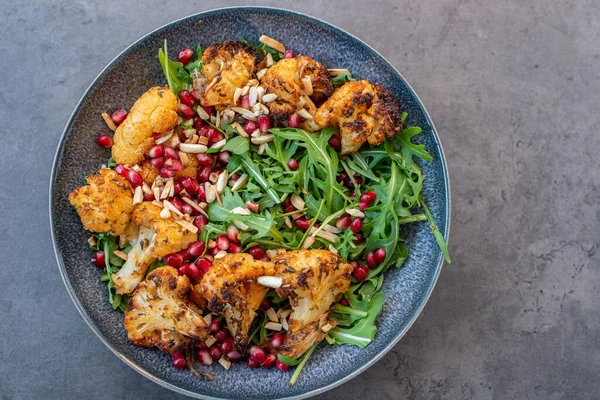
[124,267,208,353]
[112,86,179,165]
[315,80,402,154]
[68,168,134,236]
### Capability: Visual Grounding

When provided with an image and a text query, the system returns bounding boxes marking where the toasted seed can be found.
[205,183,216,203]
[214,250,227,259]
[310,226,337,242]
[249,86,258,107]
[256,86,265,102]
[113,250,128,261]
[297,109,313,120]
[259,35,285,53]
[266,249,278,260]
[175,219,199,233]
[328,68,351,76]
[328,244,338,254]
[290,194,305,210]
[210,139,227,150]
[179,151,190,167]
[257,276,283,289]
[196,106,211,120]
[207,239,216,249]
[302,236,316,249]
[87,236,97,247]
[345,208,365,218]
[230,207,251,215]
[280,318,289,331]
[142,182,152,195]
[164,200,183,217]
[233,87,243,105]
[232,122,249,137]
[322,224,342,234]
[265,53,274,67]
[218,357,232,370]
[252,103,263,115]
[183,128,196,138]
[266,308,278,323]
[154,132,173,145]
[284,216,292,229]
[251,134,274,145]
[216,170,228,194]
[256,68,268,80]
[261,93,277,103]
[209,172,219,184]
[321,323,333,333]
[247,78,259,87]
[101,112,118,131]
[159,207,171,219]
[133,186,143,205]
[233,220,249,231]
[231,174,248,191]
[242,85,250,96]
[205,336,217,348]
[179,143,208,153]
[203,314,212,325]
[278,309,292,319]
[257,143,266,155]
[231,107,256,120]
[265,322,283,331]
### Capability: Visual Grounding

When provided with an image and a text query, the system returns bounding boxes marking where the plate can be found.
[50,7,450,399]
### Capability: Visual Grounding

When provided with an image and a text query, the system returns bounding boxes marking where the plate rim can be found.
[49,6,451,400]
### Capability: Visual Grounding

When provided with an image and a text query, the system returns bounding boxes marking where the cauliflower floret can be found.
[198,253,275,347]
[315,80,402,154]
[68,169,134,236]
[193,41,260,107]
[124,267,208,353]
[112,202,196,294]
[112,86,179,165]
[296,55,333,104]
[272,250,353,358]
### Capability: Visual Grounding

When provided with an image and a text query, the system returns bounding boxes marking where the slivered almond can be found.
[164,200,183,217]
[88,236,97,247]
[231,207,251,216]
[196,106,211,120]
[214,250,227,259]
[265,322,283,331]
[152,200,163,208]
[257,276,283,288]
[257,86,265,102]
[179,151,190,167]
[232,122,249,137]
[233,87,243,105]
[265,53,274,67]
[310,227,337,243]
[153,187,161,201]
[180,143,208,153]
[242,85,250,96]
[113,250,128,261]
[251,134,274,145]
[101,112,118,131]
[301,76,313,95]
[154,132,173,145]
[266,249,278,260]
[328,68,351,76]
[176,219,198,233]
[181,197,203,214]
[280,318,289,331]
[290,194,305,210]
[218,357,231,370]
[216,171,228,194]
[133,186,143,205]
[203,314,213,325]
[207,239,216,249]
[142,182,152,195]
[284,216,292,229]
[230,107,256,120]
[297,109,313,120]
[278,309,292,319]
[205,336,217,348]
[329,244,338,254]
[159,208,171,219]
[266,308,278,323]
[256,68,268,80]
[232,174,248,191]
[169,134,180,149]
[249,86,258,106]
[183,128,196,138]
[215,110,221,127]
[131,165,142,173]
[321,323,333,333]
[322,224,342,234]
[233,220,249,231]
[247,79,259,87]
[259,35,285,53]
[261,93,277,103]
[345,208,365,218]
[205,183,217,203]
[302,236,315,249]
[210,139,227,150]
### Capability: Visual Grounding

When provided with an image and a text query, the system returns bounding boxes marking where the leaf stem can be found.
[334,304,368,317]
[290,344,318,386]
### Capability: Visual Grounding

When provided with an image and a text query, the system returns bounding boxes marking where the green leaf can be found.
[277,354,301,366]
[329,292,385,348]
[106,157,117,168]
[420,199,451,263]
[331,73,356,88]
[290,344,318,386]
[240,154,280,204]
[158,39,192,95]
[221,135,250,155]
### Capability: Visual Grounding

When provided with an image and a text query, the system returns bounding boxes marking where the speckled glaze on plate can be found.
[50,7,450,400]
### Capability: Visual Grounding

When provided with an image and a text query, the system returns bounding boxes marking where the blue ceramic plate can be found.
[50,7,450,399]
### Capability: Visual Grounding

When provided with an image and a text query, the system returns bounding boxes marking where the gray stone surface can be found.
[0,1,598,399]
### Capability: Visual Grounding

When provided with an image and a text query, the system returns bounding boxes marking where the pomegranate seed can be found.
[127,170,143,188]
[283,197,295,213]
[287,158,299,170]
[349,261,359,269]
[228,242,242,253]
[148,144,164,158]
[216,151,230,166]
[227,350,243,362]
[247,357,261,368]
[196,257,212,273]
[202,105,214,115]
[195,340,208,349]
[187,241,206,257]
[288,112,301,128]
[164,147,179,160]
[143,192,154,201]
[181,177,199,194]
[96,134,113,148]
[169,197,183,211]
[111,109,128,125]
[159,166,175,179]
[240,95,251,109]
[249,346,266,364]
[197,165,212,183]
[209,318,221,333]
[354,265,368,281]
[366,252,378,269]
[270,333,285,348]
[151,157,165,169]
[208,345,222,361]
[215,329,229,342]
[216,235,230,251]
[340,298,350,306]
[276,360,290,371]
[208,130,224,145]
[257,115,271,133]
[165,253,183,267]
[193,215,208,231]
[114,164,128,177]
[177,263,190,276]
[182,203,194,215]
[375,248,386,263]
[359,202,369,211]
[262,354,277,368]
[167,159,183,172]
[196,348,213,366]
[227,225,240,242]
[246,201,259,212]
[172,352,187,369]
[92,251,105,268]
[197,184,207,201]
[177,47,194,65]
[193,116,204,130]
[260,298,272,310]
[179,250,194,261]
[196,153,214,166]
[349,218,363,233]
[230,174,240,181]
[336,215,351,229]
[244,120,257,134]
[294,217,310,231]
[353,232,365,243]
[179,103,196,119]
[220,337,234,354]
[336,172,348,183]
[186,263,202,281]
[360,191,377,204]
[284,50,295,58]
[328,134,342,150]
[248,246,266,260]
[178,90,195,107]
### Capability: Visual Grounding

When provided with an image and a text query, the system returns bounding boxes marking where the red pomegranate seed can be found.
[328,134,342,150]
[227,350,243,362]
[196,349,213,366]
[215,329,229,342]
[216,235,230,251]
[177,47,194,65]
[187,263,202,280]
[366,252,378,269]
[208,345,222,361]
[96,134,113,148]
[247,357,260,369]
[193,116,204,130]
[287,112,301,128]
[127,170,143,188]
[164,147,179,160]
[375,248,386,263]
[209,318,221,333]
[240,95,251,109]
[340,298,350,306]
[249,346,266,364]
[283,197,295,213]
[202,105,214,115]
[216,151,230,165]
[359,202,369,211]
[208,130,224,145]
[270,333,285,349]
[197,165,212,183]
[349,218,363,233]
[195,340,208,350]
[220,337,234,354]
[228,242,242,254]
[336,215,351,229]
[167,160,183,172]
[193,215,208,231]
[188,241,206,257]
[257,115,271,133]
[262,354,277,368]
[260,298,272,310]
[172,352,187,369]
[227,225,240,242]
[287,158,299,170]
[294,217,310,231]
[114,164,128,177]
[178,90,195,107]
[179,103,196,119]
[244,120,257,134]
[284,50,295,59]
[248,245,266,260]
[360,191,377,204]
[177,263,189,276]
[179,250,194,261]
[151,157,165,169]
[148,144,164,158]
[196,257,212,273]
[143,191,154,202]
[336,172,348,183]
[354,265,368,281]
[169,197,183,211]
[353,232,365,243]
[92,251,105,268]
[349,260,359,269]
[196,153,214,166]
[276,360,290,371]
[181,177,200,194]
[182,203,194,216]
[111,109,128,125]
[246,201,259,212]
[165,253,183,267]
[197,184,207,201]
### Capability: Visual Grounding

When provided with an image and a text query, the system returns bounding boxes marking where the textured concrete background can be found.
[1,1,599,399]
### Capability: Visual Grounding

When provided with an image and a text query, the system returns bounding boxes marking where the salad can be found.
[69,35,449,384]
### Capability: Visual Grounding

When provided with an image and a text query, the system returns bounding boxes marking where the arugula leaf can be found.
[240,154,280,204]
[184,44,203,73]
[290,344,317,386]
[329,292,384,348]
[221,135,249,155]
[277,354,301,366]
[331,73,356,88]
[420,199,451,263]
[106,157,117,168]
[158,39,192,95]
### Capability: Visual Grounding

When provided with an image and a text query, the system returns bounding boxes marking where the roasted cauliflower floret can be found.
[296,55,333,104]
[112,86,179,165]
[193,41,260,107]
[315,80,402,154]
[272,250,353,358]
[68,168,134,236]
[124,267,208,353]
[198,253,275,347]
